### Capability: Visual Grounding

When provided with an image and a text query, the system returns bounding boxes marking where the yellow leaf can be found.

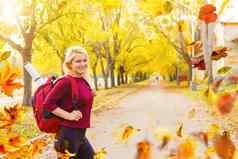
[176,122,183,138]
[0,51,11,62]
[217,66,232,75]
[207,124,220,139]
[94,148,107,159]
[121,125,140,142]
[154,128,172,149]
[177,20,188,32]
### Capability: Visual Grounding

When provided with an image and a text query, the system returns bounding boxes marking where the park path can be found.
[40,82,220,159]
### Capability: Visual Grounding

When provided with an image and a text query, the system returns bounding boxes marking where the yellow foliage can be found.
[139,0,174,16]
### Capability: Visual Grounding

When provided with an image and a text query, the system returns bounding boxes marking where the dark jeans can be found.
[54,126,95,159]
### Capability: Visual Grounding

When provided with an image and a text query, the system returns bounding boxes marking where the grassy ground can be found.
[12,80,148,140]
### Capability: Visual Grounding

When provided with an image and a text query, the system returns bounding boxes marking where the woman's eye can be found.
[83,59,87,62]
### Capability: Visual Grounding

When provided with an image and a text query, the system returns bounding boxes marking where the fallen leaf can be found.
[176,138,196,159]
[136,139,151,159]
[191,131,209,146]
[213,131,235,159]
[0,144,6,153]
[121,125,140,142]
[176,122,183,138]
[0,51,11,62]
[94,148,107,159]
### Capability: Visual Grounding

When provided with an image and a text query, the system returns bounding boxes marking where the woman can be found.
[43,46,95,159]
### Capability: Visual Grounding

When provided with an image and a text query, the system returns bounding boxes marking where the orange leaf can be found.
[31,139,48,157]
[136,139,151,159]
[8,136,23,147]
[191,131,209,146]
[0,65,23,96]
[217,93,236,115]
[199,4,216,19]
[213,131,235,159]
[0,144,6,153]
[176,138,196,159]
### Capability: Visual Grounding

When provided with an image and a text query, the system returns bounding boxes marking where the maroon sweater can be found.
[42,74,94,128]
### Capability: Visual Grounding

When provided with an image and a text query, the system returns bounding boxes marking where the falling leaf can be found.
[176,122,183,138]
[159,135,171,150]
[176,138,196,159]
[204,86,217,105]
[0,144,6,153]
[216,93,236,115]
[136,139,151,159]
[154,128,172,150]
[217,66,232,75]
[31,138,48,157]
[121,125,140,142]
[0,51,11,62]
[204,146,216,159]
[0,65,23,96]
[207,124,220,139]
[213,131,235,159]
[0,103,23,129]
[228,75,238,84]
[57,149,76,159]
[199,4,217,24]
[94,148,107,159]
[191,131,209,146]
[177,20,187,32]
[8,135,24,147]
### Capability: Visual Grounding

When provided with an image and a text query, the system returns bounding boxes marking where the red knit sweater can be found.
[42,74,94,128]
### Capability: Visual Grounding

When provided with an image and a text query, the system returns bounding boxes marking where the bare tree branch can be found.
[0,34,24,53]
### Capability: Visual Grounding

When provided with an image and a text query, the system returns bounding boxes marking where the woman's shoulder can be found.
[55,75,71,86]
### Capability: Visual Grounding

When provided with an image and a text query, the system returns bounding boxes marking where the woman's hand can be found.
[50,107,83,121]
[65,110,83,121]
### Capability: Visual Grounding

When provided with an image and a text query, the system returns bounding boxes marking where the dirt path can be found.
[39,83,219,159]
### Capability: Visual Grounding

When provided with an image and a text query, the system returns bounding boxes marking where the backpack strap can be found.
[65,75,80,110]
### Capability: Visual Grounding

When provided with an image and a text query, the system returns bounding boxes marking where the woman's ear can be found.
[66,63,72,70]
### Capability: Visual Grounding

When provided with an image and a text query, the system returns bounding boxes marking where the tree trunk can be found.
[125,73,128,84]
[22,53,32,106]
[103,76,109,89]
[176,65,180,86]
[201,21,214,84]
[188,63,193,84]
[110,63,115,87]
[92,67,98,90]
[117,72,121,86]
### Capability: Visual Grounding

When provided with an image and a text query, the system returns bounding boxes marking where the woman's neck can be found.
[68,72,84,78]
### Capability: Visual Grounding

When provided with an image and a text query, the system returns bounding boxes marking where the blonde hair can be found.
[62,46,91,83]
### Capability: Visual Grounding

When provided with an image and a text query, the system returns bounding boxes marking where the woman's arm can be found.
[51,107,82,121]
[42,78,82,121]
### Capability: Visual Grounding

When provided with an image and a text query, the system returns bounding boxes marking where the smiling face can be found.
[69,53,88,75]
